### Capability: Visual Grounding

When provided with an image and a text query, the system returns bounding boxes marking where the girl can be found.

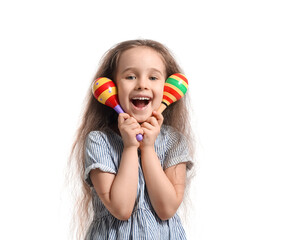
[69,39,194,239]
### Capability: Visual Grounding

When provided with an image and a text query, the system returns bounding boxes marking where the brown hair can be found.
[67,39,195,239]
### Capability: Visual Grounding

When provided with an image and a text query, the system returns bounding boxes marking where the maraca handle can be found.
[136,133,143,141]
[113,104,143,141]
[157,103,167,114]
[113,105,124,114]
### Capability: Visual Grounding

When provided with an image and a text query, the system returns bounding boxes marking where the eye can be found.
[126,75,136,80]
[149,76,158,81]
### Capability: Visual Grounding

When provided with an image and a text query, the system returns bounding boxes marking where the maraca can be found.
[157,73,188,113]
[92,77,144,141]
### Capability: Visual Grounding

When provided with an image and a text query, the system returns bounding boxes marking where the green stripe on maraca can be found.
[166,77,188,95]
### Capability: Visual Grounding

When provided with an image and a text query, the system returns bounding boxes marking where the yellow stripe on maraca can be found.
[97,86,117,104]
[170,75,188,89]
[92,77,112,93]
[164,83,184,98]
[163,91,177,102]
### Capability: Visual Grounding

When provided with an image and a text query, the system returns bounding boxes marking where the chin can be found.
[136,117,148,123]
[133,114,151,123]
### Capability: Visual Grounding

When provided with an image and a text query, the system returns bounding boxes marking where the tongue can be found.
[133,100,147,108]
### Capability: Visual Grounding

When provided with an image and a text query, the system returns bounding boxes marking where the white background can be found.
[1,0,284,239]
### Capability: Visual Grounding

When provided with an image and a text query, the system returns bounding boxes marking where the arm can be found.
[90,146,138,220]
[141,148,186,220]
[90,113,143,220]
[140,112,187,220]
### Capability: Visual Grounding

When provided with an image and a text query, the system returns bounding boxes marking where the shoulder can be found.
[87,129,118,142]
[87,130,109,142]
[155,125,188,157]
[86,129,123,152]
[159,125,193,170]
[159,125,187,145]
[86,131,109,149]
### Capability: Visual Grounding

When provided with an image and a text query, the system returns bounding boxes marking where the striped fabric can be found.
[84,125,192,240]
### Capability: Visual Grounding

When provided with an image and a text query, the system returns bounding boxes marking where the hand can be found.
[118,113,143,148]
[140,111,164,149]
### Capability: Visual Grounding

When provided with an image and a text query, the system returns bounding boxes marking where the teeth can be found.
[132,97,150,100]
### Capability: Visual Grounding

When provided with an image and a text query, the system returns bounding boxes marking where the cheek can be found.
[117,92,125,106]
[117,87,129,106]
[154,88,164,106]
[116,84,123,98]
[158,84,164,100]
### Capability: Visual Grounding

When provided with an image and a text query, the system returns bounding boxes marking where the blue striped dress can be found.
[84,125,192,240]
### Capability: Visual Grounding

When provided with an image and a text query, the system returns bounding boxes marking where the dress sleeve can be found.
[84,131,117,187]
[163,131,193,171]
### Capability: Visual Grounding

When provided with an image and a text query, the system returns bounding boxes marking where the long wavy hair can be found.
[67,39,195,239]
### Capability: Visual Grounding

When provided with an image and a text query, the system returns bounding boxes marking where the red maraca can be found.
[157,73,188,113]
[92,77,143,141]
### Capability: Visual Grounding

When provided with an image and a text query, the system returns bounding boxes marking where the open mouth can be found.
[131,97,151,109]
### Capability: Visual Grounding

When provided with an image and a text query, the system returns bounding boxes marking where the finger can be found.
[129,117,139,124]
[141,121,154,130]
[145,116,158,127]
[124,117,139,126]
[152,111,164,126]
[118,113,130,124]
[128,122,142,130]
[135,128,144,135]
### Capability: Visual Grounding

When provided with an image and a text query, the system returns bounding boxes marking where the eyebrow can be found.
[121,67,164,76]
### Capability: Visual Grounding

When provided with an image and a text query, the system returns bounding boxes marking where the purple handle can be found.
[136,134,143,141]
[114,105,143,141]
[114,105,124,114]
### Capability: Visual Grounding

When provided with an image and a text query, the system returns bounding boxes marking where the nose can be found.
[136,77,149,90]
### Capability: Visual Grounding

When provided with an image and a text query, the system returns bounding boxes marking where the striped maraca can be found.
[157,73,188,113]
[92,77,143,141]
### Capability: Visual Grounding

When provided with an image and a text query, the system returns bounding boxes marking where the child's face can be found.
[115,47,166,123]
